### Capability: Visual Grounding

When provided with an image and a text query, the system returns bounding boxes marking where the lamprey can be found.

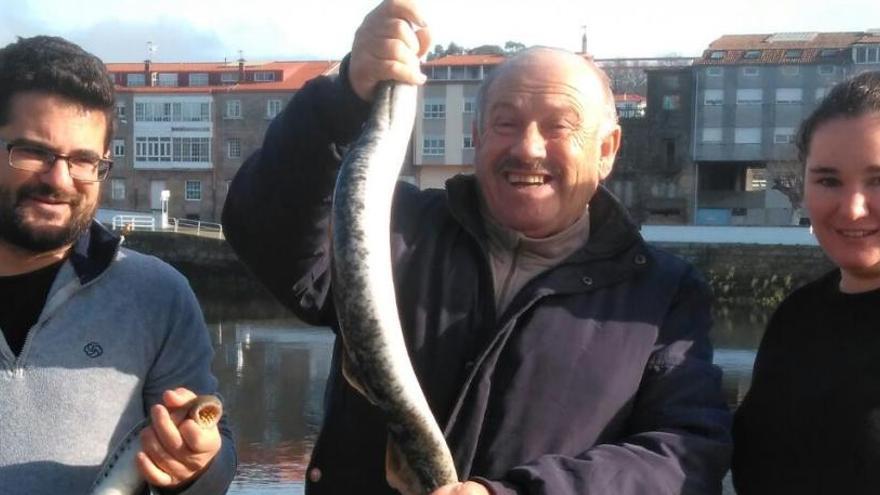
[89,394,223,495]
[331,81,459,494]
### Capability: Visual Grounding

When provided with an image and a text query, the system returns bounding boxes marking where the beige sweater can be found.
[482,207,591,314]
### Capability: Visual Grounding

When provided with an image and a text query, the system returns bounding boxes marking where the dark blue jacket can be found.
[222,58,731,495]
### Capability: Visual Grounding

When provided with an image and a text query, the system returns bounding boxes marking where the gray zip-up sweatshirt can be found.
[0,222,236,494]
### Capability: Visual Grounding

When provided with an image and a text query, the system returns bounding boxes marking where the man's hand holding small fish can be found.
[136,388,222,488]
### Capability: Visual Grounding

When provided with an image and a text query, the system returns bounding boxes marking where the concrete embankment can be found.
[120,231,835,317]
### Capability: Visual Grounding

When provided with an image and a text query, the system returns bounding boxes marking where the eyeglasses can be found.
[0,138,113,182]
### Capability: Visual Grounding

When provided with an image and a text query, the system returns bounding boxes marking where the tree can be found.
[504,41,526,54]
[767,160,805,225]
[469,44,504,56]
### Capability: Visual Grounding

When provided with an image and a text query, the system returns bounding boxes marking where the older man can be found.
[0,36,235,494]
[223,1,731,493]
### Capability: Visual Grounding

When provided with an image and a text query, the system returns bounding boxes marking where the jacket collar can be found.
[68,221,122,285]
[444,174,642,262]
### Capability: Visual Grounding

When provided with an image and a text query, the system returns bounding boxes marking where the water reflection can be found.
[211,321,333,495]
[210,304,772,493]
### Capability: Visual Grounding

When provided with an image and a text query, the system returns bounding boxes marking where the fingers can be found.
[350,0,431,101]
[137,397,223,487]
[162,387,197,409]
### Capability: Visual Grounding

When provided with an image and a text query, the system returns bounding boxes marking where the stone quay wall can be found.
[120,231,836,315]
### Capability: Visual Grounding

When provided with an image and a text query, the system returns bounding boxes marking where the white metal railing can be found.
[112,215,156,232]
[170,218,224,239]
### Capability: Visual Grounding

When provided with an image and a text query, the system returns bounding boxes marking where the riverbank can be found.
[120,230,834,312]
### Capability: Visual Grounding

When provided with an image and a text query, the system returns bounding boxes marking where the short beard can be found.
[0,181,94,253]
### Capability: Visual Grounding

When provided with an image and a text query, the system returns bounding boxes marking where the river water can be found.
[210,304,771,494]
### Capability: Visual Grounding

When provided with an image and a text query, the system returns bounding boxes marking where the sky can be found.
[1,0,877,62]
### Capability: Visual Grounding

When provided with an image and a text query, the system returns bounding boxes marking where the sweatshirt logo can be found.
[83,342,104,358]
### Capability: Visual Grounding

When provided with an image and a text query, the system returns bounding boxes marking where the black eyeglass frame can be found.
[0,138,113,182]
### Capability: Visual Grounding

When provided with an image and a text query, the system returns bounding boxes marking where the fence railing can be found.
[112,215,156,232]
[170,218,224,239]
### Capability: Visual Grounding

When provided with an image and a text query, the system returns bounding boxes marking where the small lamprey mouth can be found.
[187,395,224,428]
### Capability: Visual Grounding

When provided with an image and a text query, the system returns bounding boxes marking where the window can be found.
[774,127,795,143]
[467,66,482,80]
[172,137,211,162]
[662,94,681,110]
[126,73,146,87]
[775,88,803,104]
[134,101,209,122]
[781,65,800,76]
[254,71,276,82]
[783,49,803,60]
[134,137,172,162]
[227,138,241,158]
[221,72,240,84]
[742,66,760,77]
[706,67,723,77]
[157,73,178,87]
[111,179,125,200]
[734,128,762,144]
[423,137,445,156]
[463,98,475,114]
[704,89,724,106]
[709,50,726,60]
[189,73,209,86]
[854,45,880,64]
[742,50,761,60]
[113,139,125,158]
[266,99,282,118]
[819,48,839,58]
[226,100,242,119]
[736,89,763,105]
[662,75,680,89]
[702,128,722,143]
[115,102,126,120]
[462,135,474,149]
[426,66,448,80]
[450,66,467,80]
[423,101,446,119]
[815,87,830,100]
[818,65,835,76]
[185,181,202,201]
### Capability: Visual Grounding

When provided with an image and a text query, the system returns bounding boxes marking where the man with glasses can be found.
[0,36,235,494]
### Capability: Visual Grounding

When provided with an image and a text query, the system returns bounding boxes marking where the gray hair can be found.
[474,46,618,136]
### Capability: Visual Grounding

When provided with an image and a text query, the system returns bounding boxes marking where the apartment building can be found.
[692,31,880,225]
[102,59,339,221]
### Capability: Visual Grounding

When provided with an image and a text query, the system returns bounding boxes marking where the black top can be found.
[0,261,63,356]
[732,270,880,494]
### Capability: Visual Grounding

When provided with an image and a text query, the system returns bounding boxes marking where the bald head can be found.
[475,47,617,136]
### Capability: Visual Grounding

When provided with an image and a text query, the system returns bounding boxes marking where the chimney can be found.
[238,50,245,83]
[144,59,152,87]
[581,26,588,55]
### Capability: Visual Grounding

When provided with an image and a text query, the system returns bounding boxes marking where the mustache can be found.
[16,182,81,206]
[497,156,552,175]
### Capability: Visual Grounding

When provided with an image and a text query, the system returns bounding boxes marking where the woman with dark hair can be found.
[732,70,880,494]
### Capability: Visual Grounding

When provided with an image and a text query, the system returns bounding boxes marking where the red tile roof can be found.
[696,32,871,65]
[423,54,507,66]
[107,60,339,93]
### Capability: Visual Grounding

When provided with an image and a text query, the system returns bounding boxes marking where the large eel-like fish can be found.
[88,395,223,495]
[331,81,459,494]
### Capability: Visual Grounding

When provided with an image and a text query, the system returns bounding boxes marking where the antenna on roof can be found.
[146,41,158,62]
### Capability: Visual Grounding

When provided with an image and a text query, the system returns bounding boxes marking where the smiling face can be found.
[804,113,880,293]
[473,49,620,238]
[0,91,107,255]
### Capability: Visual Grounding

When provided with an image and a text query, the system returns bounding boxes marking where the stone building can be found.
[102,59,339,221]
